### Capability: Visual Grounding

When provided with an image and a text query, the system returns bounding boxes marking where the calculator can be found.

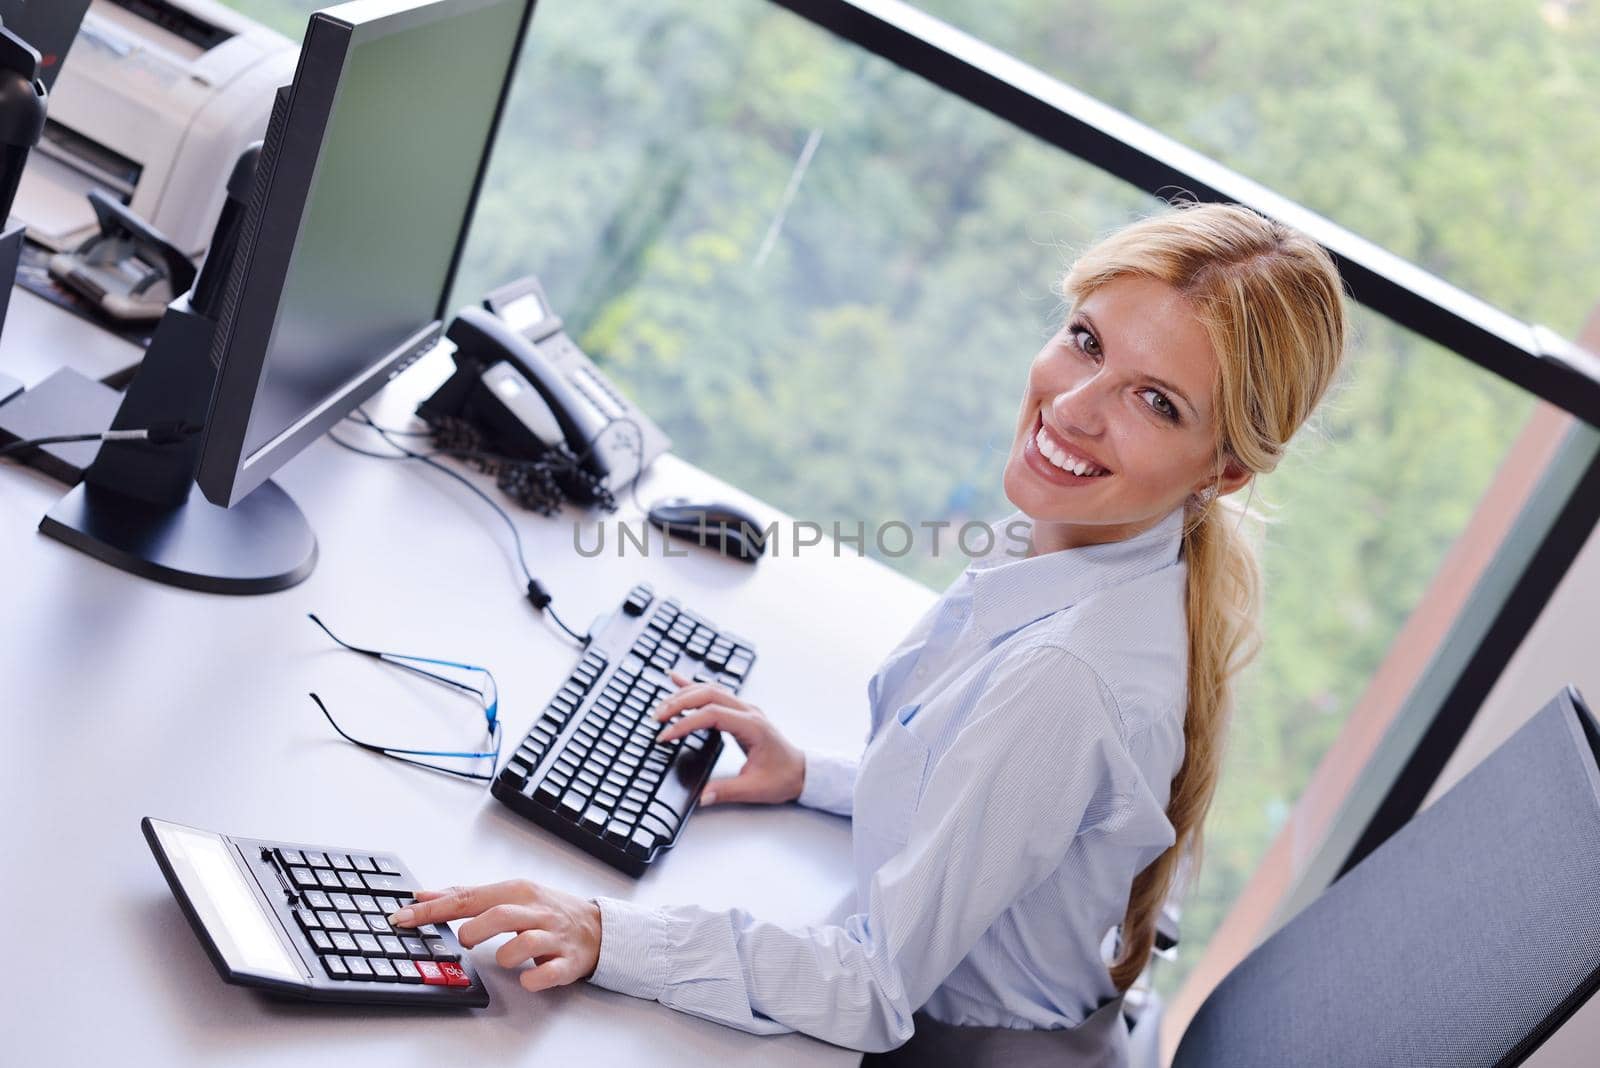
[143,817,489,1006]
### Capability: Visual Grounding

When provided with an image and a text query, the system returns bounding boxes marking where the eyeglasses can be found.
[306,614,501,782]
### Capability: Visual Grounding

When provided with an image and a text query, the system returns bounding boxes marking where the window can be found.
[916,0,1600,340]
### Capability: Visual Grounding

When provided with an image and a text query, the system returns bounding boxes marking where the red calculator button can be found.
[439,962,471,987]
[415,960,447,985]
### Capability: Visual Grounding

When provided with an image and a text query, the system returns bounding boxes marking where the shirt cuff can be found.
[797,750,857,816]
[589,897,670,1002]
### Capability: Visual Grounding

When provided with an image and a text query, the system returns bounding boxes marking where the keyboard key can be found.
[354,933,383,956]
[369,958,399,982]
[532,781,561,807]
[627,828,658,859]
[505,760,529,781]
[277,848,307,869]
[303,851,331,868]
[352,854,379,874]
[354,894,380,914]
[303,890,333,911]
[363,873,413,895]
[322,954,350,979]
[393,958,423,983]
[330,852,356,871]
[339,870,365,890]
[328,892,355,912]
[558,793,585,819]
[315,869,342,889]
[428,941,460,963]
[640,812,675,841]
[379,935,407,958]
[604,820,632,846]
[294,908,321,933]
[373,856,403,876]
[318,911,346,931]
[416,960,447,986]
[401,936,429,957]
[439,962,471,988]
[365,914,393,934]
[580,806,607,833]
[345,955,374,978]
[414,924,446,940]
[289,866,319,889]
[330,931,358,954]
[310,929,335,954]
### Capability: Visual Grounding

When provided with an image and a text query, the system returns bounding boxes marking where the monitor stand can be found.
[38,294,316,594]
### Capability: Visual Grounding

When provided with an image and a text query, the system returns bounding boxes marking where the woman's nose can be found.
[1048,379,1107,437]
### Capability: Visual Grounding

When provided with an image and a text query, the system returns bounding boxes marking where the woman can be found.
[388,203,1348,1060]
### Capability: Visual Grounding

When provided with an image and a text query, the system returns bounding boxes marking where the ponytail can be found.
[1108,493,1262,990]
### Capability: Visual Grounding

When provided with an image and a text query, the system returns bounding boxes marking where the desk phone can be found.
[143,818,488,1007]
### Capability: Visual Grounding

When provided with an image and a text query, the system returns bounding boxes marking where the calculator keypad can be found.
[262,843,471,988]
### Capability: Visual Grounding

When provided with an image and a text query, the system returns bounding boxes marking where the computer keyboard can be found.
[491,583,756,875]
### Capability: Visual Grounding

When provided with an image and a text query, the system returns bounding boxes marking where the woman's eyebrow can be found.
[1080,311,1200,419]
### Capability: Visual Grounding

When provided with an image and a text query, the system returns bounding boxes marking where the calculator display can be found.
[154,822,302,983]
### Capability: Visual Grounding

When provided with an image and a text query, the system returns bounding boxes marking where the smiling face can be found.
[1002,273,1249,554]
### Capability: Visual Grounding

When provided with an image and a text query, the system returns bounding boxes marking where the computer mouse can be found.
[647,497,767,563]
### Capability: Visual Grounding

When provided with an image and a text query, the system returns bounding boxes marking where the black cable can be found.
[341,413,433,437]
[0,422,198,461]
[0,432,103,458]
[330,413,588,646]
[355,408,648,515]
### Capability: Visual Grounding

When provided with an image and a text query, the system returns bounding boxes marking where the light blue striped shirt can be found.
[589,507,1190,1052]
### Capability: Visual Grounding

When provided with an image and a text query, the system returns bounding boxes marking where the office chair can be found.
[1172,686,1600,1068]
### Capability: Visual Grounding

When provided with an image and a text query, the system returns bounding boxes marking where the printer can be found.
[12,0,295,257]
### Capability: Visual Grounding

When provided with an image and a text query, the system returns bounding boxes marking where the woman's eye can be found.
[1068,326,1101,358]
[1140,388,1178,421]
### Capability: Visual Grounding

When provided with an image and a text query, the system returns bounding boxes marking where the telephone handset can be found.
[418,275,670,505]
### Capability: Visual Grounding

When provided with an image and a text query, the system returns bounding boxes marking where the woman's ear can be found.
[1210,458,1253,500]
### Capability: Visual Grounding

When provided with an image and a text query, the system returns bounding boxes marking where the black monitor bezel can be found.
[197,0,535,508]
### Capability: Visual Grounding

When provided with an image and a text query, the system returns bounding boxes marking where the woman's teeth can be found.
[1035,428,1109,477]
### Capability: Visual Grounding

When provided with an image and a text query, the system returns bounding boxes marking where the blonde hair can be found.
[1060,202,1348,990]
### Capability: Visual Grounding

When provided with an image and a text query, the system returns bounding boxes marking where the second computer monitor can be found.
[0,0,91,90]
[198,0,535,508]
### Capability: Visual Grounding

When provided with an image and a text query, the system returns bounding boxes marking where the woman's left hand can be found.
[388,879,602,992]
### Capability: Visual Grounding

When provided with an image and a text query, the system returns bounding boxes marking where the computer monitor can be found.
[39,0,536,593]
[0,0,90,91]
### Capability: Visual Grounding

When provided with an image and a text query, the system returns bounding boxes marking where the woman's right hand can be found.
[652,669,806,806]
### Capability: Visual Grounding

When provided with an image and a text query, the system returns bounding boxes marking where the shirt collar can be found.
[967,507,1186,640]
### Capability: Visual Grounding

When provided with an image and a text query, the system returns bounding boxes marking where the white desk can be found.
[0,290,934,1065]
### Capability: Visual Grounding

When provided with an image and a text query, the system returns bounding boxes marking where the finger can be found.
[458,903,551,949]
[519,956,582,993]
[495,928,561,969]
[656,703,751,743]
[391,880,533,927]
[652,681,748,722]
